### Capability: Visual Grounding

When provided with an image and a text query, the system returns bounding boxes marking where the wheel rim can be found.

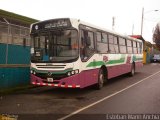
[131,65,135,75]
[99,71,104,88]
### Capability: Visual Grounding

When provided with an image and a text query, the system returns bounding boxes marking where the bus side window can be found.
[108,34,114,53]
[97,32,108,53]
[127,39,133,54]
[133,41,138,54]
[113,36,119,53]
[108,34,118,53]
[119,37,127,54]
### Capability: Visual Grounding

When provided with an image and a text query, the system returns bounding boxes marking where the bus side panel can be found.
[79,68,99,88]
[107,64,132,79]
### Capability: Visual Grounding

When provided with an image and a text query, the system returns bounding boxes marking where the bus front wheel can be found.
[95,69,104,90]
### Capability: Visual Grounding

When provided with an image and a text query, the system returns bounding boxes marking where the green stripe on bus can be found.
[133,56,136,61]
[133,56,143,61]
[136,57,143,61]
[86,61,106,67]
[87,55,126,67]
[106,58,125,64]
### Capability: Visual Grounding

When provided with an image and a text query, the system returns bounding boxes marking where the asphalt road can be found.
[0,63,160,120]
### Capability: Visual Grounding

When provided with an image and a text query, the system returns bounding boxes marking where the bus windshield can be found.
[31,29,78,63]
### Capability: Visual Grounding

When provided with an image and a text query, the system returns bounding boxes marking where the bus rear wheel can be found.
[95,69,104,90]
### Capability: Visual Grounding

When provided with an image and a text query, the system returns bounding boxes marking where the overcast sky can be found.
[1,0,160,42]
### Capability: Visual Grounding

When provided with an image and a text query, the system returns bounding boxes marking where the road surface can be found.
[0,63,160,120]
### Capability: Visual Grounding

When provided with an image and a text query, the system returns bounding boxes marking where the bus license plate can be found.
[47,78,53,82]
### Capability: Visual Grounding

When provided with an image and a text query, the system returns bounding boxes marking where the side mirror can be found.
[86,36,91,46]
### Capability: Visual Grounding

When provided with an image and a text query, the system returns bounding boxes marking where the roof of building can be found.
[0,9,38,27]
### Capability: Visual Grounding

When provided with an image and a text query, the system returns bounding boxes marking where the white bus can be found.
[30,18,143,89]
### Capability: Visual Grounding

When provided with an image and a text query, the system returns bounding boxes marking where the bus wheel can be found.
[95,69,104,90]
[129,63,135,76]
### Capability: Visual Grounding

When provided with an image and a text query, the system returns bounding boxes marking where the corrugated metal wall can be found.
[0,21,31,89]
[0,68,30,88]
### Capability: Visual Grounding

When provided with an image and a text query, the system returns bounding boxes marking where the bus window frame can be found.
[108,34,120,54]
[96,31,109,54]
[126,39,133,54]
[119,37,127,54]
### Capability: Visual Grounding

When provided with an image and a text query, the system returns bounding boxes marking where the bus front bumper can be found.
[31,74,81,88]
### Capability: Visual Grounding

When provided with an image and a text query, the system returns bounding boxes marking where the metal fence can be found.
[0,21,30,45]
[0,21,31,89]
[0,21,30,65]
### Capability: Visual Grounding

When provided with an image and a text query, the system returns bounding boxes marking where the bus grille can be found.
[36,73,67,80]
[35,64,66,69]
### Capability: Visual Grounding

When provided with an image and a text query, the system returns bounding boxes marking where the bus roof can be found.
[69,18,142,43]
[31,18,142,43]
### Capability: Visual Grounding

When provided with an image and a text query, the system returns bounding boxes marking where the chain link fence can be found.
[0,21,31,89]
[0,21,30,64]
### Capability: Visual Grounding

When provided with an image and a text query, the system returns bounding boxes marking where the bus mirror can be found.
[86,36,91,46]
[23,38,26,47]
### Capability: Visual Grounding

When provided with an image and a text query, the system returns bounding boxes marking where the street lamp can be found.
[141,7,159,36]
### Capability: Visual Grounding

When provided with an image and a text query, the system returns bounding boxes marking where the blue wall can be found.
[8,44,30,64]
[0,67,30,89]
[0,44,7,64]
[0,43,30,89]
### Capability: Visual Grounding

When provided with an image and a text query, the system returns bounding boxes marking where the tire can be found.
[95,69,104,90]
[129,63,135,76]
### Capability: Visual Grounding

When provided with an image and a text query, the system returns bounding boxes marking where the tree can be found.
[153,22,160,44]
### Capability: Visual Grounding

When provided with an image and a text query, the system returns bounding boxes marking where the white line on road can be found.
[58,70,160,120]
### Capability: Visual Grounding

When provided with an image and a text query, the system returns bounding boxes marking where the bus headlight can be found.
[67,72,71,76]
[71,71,75,75]
[31,70,36,75]
[33,71,36,75]
[67,70,79,76]
[30,70,33,74]
[75,69,79,74]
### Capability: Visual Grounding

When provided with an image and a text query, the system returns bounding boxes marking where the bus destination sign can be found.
[44,20,68,28]
[31,18,71,33]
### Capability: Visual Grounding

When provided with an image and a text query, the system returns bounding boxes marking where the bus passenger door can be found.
[80,29,97,87]
[80,30,95,61]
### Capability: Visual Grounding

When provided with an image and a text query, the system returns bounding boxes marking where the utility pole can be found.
[132,24,134,35]
[141,7,159,36]
[141,7,144,36]
[112,17,115,31]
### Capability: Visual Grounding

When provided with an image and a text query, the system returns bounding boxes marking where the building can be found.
[0,9,38,90]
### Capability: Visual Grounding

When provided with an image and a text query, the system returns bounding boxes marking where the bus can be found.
[30,18,143,89]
